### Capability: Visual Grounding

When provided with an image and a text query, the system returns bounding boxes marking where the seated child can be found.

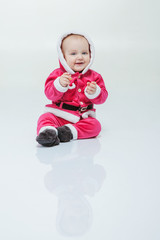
[36,31,108,147]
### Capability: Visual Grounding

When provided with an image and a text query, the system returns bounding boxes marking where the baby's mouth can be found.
[75,62,84,65]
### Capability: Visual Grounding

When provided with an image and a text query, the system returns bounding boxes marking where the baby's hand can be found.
[59,73,72,87]
[86,81,97,95]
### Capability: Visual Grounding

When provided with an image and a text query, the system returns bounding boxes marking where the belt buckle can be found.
[79,106,87,112]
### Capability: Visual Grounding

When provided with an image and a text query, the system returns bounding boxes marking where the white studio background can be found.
[0,0,159,90]
[0,1,160,240]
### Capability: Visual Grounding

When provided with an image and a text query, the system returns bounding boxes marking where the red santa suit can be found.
[37,31,108,140]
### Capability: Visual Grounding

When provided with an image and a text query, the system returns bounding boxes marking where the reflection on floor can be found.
[36,139,106,237]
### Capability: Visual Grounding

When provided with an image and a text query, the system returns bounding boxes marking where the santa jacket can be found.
[44,31,108,123]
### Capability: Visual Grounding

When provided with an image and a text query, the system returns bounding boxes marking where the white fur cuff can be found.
[39,126,58,135]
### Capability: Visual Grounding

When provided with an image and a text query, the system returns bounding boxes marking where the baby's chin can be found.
[72,65,86,72]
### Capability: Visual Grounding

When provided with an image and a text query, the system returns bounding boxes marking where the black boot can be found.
[57,126,73,142]
[36,129,60,147]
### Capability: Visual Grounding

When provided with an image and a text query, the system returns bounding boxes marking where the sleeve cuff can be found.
[84,84,101,99]
[54,77,69,93]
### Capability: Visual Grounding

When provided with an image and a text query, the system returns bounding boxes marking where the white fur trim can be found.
[68,83,76,89]
[54,77,69,92]
[84,84,101,99]
[82,110,96,119]
[39,126,58,135]
[65,124,78,140]
[57,31,95,74]
[44,107,80,123]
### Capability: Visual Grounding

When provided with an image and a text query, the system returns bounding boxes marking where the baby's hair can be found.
[61,34,91,53]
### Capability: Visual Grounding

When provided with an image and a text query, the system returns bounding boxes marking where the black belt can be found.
[56,102,93,112]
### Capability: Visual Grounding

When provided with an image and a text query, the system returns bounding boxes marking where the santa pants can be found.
[37,113,101,139]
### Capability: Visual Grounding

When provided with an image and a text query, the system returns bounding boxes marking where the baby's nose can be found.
[77,53,83,59]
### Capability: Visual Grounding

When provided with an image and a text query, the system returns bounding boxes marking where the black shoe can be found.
[57,126,73,142]
[36,129,60,147]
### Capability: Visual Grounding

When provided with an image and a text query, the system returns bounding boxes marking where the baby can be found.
[36,31,108,147]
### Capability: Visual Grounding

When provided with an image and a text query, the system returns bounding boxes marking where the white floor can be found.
[0,59,160,239]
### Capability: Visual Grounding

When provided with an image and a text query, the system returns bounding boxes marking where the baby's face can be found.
[61,35,91,72]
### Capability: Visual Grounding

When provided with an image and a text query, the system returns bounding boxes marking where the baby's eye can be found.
[71,52,76,55]
[82,52,88,55]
